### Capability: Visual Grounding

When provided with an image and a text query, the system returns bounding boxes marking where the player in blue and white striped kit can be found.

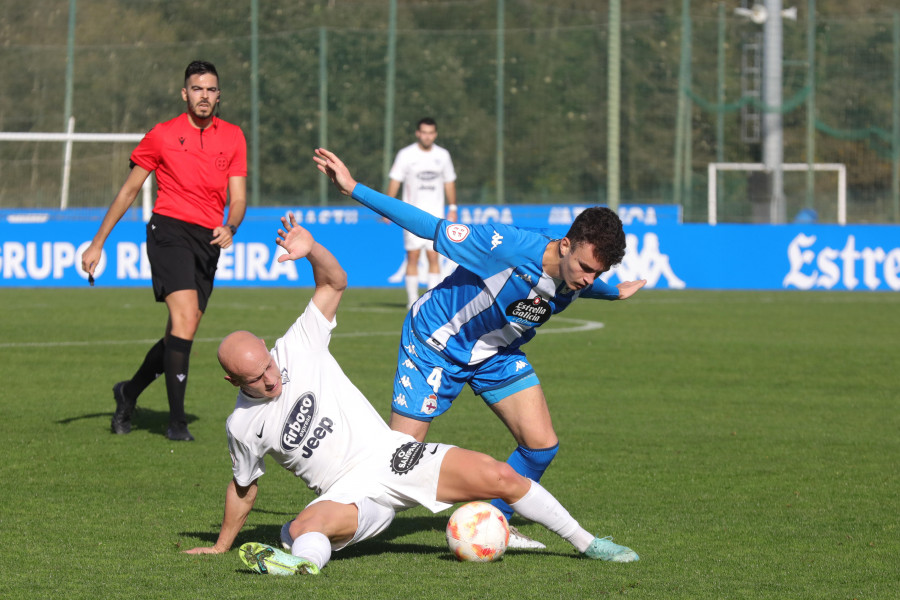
[315,148,646,549]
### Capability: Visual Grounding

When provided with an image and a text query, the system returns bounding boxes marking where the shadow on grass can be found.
[56,407,198,438]
[182,514,572,562]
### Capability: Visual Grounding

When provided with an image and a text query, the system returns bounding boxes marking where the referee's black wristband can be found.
[227,224,238,235]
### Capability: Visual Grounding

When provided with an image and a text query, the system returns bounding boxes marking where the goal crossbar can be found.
[0,118,152,219]
[707,162,846,226]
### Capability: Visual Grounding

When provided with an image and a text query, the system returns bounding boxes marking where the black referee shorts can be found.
[146,213,220,313]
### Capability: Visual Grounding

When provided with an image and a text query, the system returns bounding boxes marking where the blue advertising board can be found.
[1,204,898,291]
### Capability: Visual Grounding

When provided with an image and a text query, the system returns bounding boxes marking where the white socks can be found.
[291,531,332,569]
[509,481,595,553]
[427,272,441,290]
[405,275,419,308]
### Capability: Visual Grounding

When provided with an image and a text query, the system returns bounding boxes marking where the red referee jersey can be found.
[131,113,247,229]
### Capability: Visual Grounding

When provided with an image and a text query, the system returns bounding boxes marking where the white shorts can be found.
[308,439,454,551]
[403,230,434,252]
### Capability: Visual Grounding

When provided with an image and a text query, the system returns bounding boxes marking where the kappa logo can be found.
[390,441,427,475]
[393,393,408,408]
[402,358,417,370]
[515,272,533,285]
[617,232,686,289]
[515,360,528,372]
[404,343,418,357]
[281,368,290,384]
[400,375,413,389]
[491,230,504,251]
[421,394,438,415]
[446,224,470,243]
[178,137,185,146]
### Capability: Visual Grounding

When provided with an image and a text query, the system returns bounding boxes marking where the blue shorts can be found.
[391,323,540,422]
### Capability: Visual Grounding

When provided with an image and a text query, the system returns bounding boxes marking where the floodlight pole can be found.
[496,0,506,205]
[250,0,260,207]
[381,0,398,193]
[736,2,795,223]
[319,27,329,207]
[763,0,786,224]
[606,0,621,211]
[61,0,76,211]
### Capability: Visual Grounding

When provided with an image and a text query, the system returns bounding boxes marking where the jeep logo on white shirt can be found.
[281,392,316,452]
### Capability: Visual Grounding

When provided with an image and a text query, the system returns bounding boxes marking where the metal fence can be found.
[1,0,898,223]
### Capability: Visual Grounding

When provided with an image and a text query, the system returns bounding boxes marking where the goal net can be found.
[0,119,153,221]
[707,163,847,225]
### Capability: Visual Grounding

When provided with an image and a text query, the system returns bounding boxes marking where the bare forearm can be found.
[92,176,146,245]
[308,242,347,292]
[444,181,456,206]
[386,178,401,199]
[226,177,247,228]
[212,480,257,552]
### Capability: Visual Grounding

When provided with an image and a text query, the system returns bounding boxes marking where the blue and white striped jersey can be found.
[410,220,620,366]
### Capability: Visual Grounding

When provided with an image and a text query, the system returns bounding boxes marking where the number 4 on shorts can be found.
[426,367,443,393]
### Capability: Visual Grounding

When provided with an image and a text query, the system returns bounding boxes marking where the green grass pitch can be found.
[0,287,897,599]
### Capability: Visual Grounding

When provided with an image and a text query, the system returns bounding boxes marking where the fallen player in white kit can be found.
[183,214,638,575]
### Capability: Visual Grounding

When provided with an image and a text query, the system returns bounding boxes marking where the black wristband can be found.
[228,224,238,235]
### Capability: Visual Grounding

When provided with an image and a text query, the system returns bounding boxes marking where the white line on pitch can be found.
[0,317,603,349]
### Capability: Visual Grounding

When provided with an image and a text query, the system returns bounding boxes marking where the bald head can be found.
[218,331,283,398]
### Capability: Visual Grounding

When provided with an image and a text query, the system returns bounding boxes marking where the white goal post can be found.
[0,117,153,220]
[707,162,847,226]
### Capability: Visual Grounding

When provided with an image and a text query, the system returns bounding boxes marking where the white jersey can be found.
[226,300,408,496]
[388,143,456,217]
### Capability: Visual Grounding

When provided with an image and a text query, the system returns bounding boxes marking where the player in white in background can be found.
[387,117,457,308]
[183,214,638,575]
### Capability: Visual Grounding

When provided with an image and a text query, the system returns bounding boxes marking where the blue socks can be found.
[491,443,559,519]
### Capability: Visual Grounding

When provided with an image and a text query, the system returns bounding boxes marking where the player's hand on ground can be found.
[276,212,315,262]
[314,148,357,196]
[210,225,235,249]
[616,279,647,299]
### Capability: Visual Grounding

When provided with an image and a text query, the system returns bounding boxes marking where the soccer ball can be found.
[446,501,509,562]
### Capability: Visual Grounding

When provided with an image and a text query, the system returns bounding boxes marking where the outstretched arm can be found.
[184,479,258,554]
[314,148,440,241]
[276,213,347,322]
[615,279,646,299]
[81,165,151,278]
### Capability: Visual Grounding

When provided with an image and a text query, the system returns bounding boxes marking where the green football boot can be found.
[239,542,320,576]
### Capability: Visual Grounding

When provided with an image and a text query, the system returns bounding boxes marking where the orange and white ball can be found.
[446,501,509,562]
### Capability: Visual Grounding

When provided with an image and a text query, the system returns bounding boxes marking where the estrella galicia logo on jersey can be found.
[446,224,470,243]
[390,441,427,475]
[505,296,552,326]
[280,392,317,452]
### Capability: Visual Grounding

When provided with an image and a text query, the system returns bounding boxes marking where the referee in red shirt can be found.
[82,60,247,441]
